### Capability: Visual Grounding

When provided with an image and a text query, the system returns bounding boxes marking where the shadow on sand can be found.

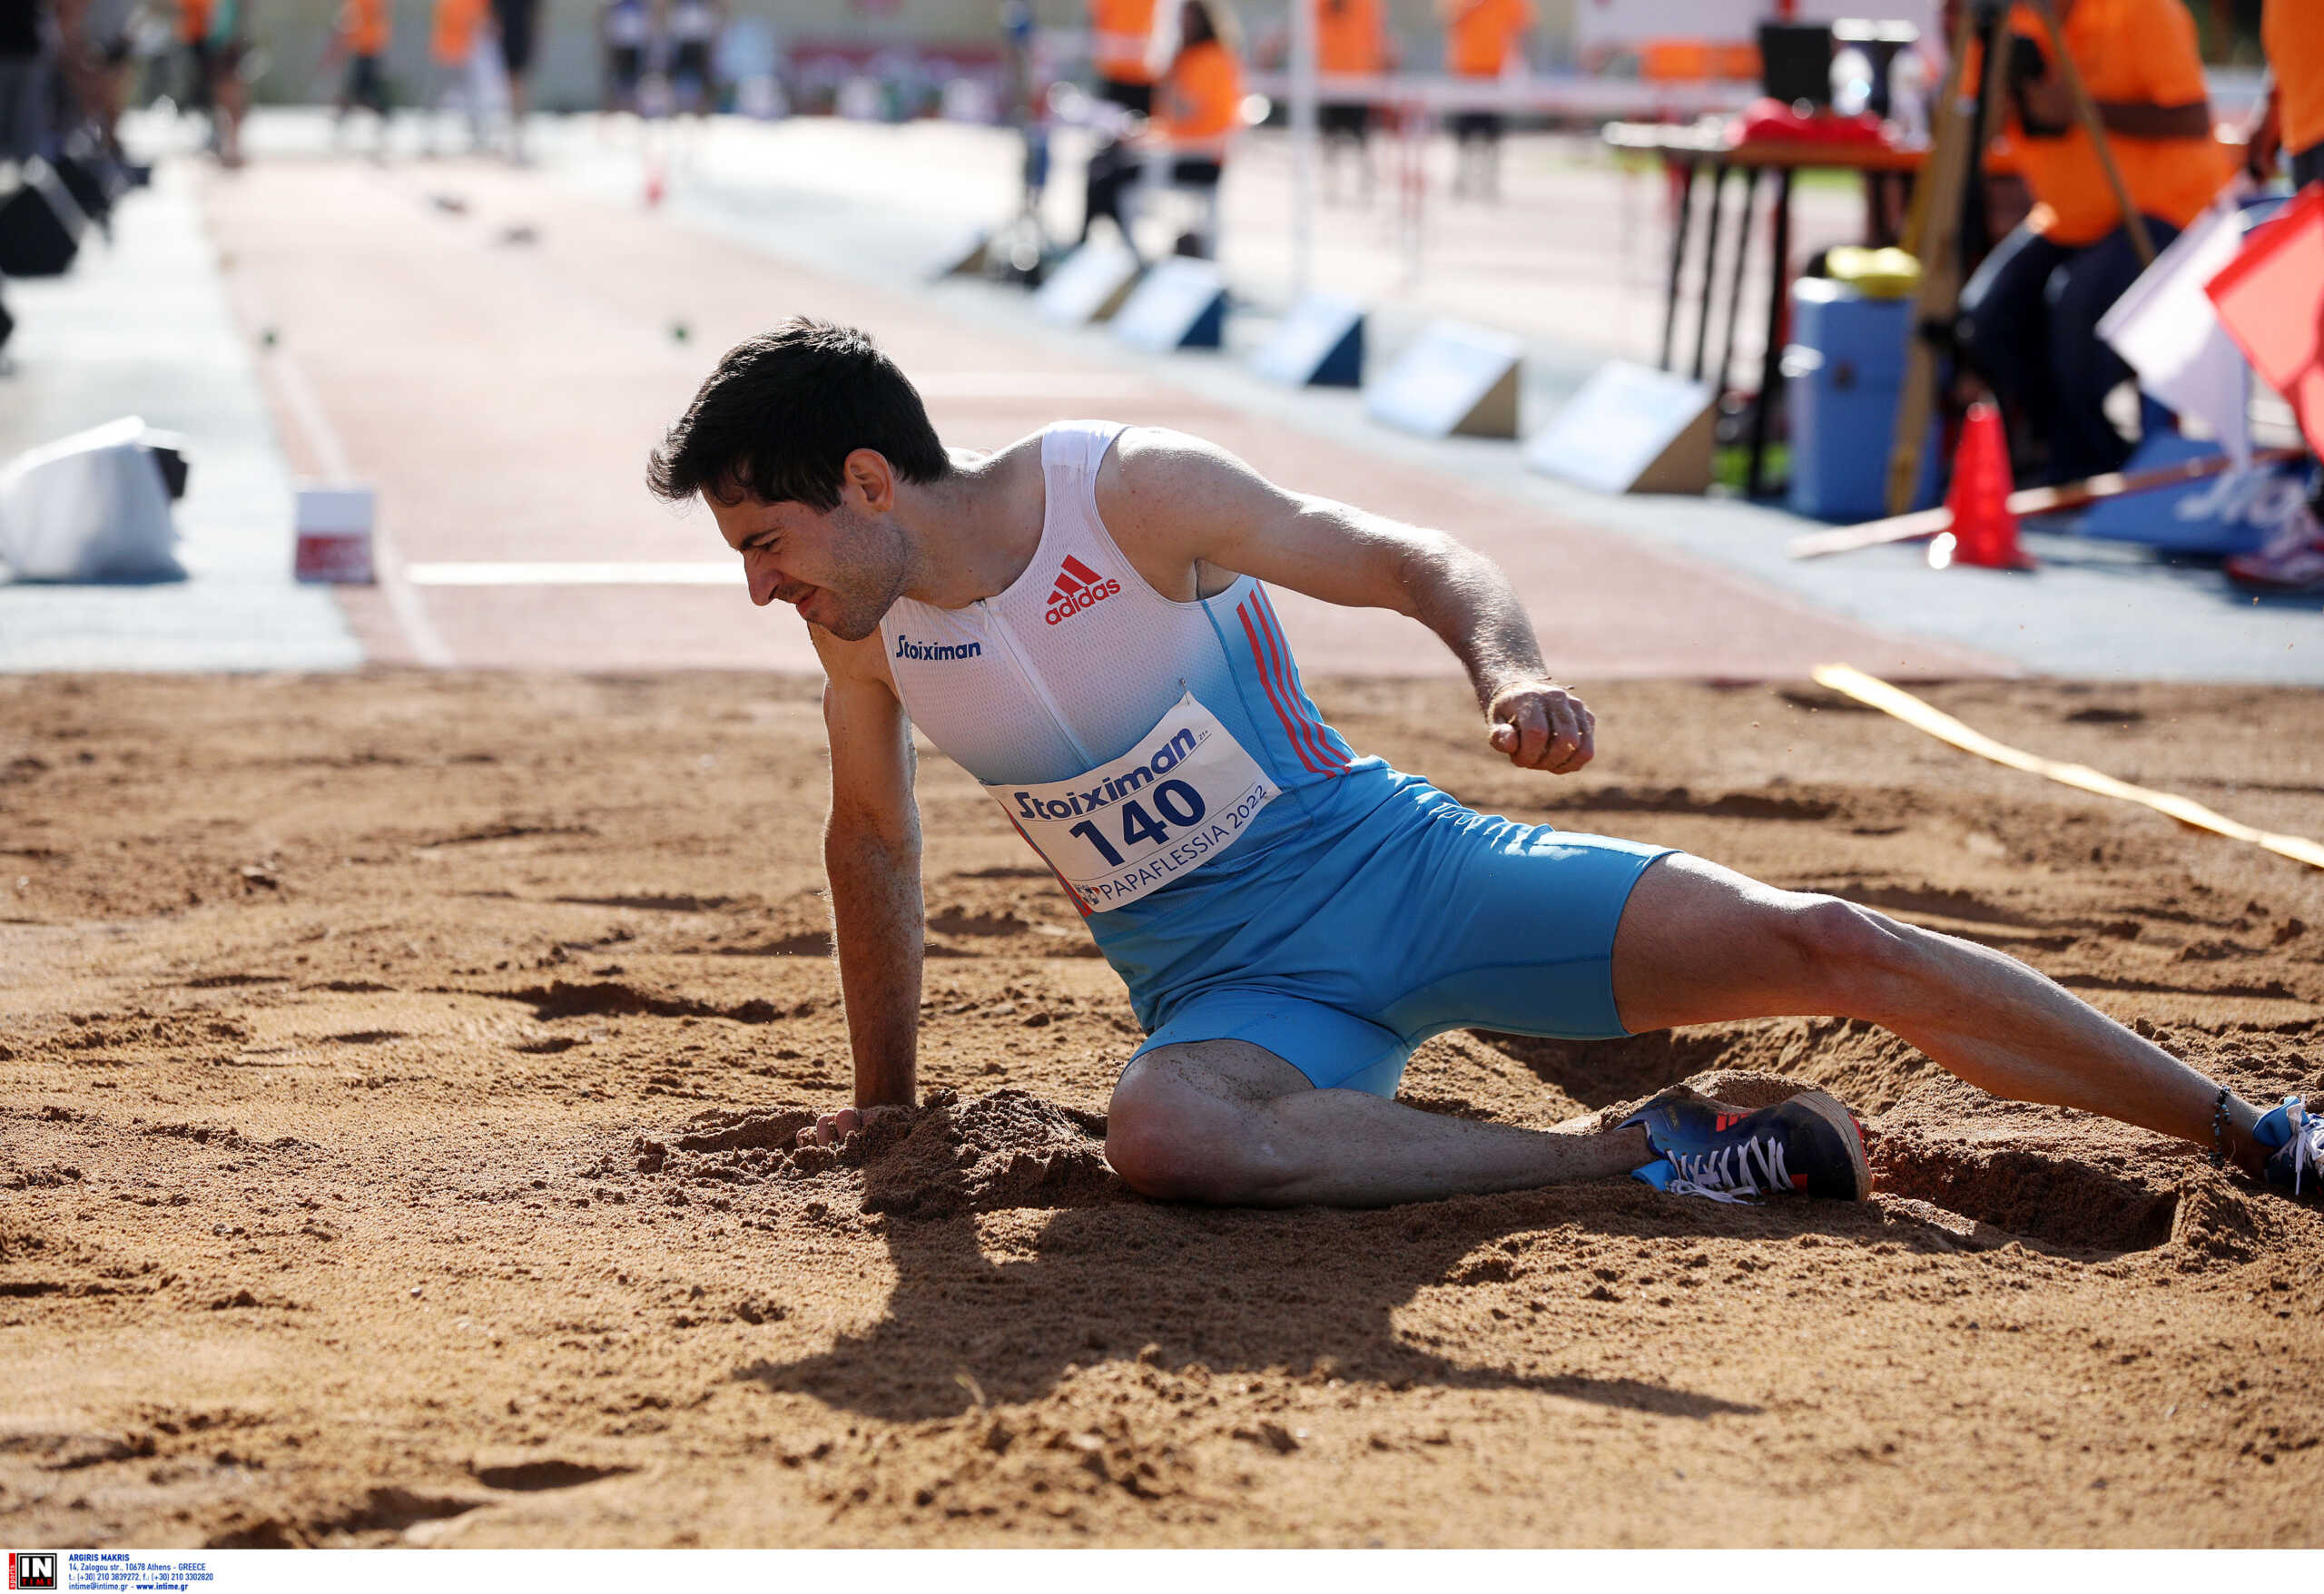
[736,1173,1938,1425]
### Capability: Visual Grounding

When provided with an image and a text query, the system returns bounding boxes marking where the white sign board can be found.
[1112,258,1227,352]
[1364,320,1522,438]
[1525,359,1715,495]
[1253,292,1364,387]
[1034,241,1144,327]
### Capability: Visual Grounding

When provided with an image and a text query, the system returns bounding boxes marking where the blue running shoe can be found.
[1619,1087,1871,1202]
[2251,1096,2324,1199]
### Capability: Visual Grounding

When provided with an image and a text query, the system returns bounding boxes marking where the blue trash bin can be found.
[1785,277,1932,522]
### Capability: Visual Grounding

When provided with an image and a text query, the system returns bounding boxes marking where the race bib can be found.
[986,693,1279,912]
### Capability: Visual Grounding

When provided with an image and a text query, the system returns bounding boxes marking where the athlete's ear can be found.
[842,448,897,514]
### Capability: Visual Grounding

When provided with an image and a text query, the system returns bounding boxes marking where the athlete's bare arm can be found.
[805,624,922,1138]
[1097,428,1593,774]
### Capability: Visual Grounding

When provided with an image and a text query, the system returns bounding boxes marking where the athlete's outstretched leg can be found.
[1105,1039,1650,1206]
[1610,853,2273,1171]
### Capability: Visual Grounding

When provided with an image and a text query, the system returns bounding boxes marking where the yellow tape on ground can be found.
[1811,664,2324,872]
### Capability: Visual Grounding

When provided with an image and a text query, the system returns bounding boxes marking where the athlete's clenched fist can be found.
[1487,681,1595,774]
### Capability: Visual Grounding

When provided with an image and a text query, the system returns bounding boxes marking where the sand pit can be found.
[3,670,2321,1546]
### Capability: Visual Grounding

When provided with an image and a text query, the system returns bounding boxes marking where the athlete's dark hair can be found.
[645,318,951,509]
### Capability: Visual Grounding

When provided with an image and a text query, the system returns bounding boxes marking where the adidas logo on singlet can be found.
[1044,554,1123,625]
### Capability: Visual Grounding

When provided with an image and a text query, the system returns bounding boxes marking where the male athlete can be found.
[647,319,2323,1208]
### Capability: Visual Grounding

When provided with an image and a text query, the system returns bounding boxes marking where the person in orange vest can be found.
[1089,0,1157,113]
[1078,0,1162,248]
[329,0,392,148]
[2242,0,2322,192]
[1315,0,1390,202]
[1438,0,1528,201]
[1955,0,2232,486]
[427,0,488,152]
[1081,0,1241,256]
[1148,0,1240,254]
[176,0,209,108]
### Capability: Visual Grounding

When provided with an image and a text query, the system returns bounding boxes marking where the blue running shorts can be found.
[1124,773,1675,1097]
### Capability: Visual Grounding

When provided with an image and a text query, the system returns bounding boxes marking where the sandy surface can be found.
[3,670,2321,1548]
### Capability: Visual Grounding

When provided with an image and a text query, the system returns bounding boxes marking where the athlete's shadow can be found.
[735,1183,1909,1424]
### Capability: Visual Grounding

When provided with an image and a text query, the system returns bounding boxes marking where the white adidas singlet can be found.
[876,420,1366,912]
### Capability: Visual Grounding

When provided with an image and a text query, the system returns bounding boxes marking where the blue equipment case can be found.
[1785,278,1937,520]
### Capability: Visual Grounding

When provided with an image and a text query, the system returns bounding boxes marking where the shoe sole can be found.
[1785,1088,1873,1201]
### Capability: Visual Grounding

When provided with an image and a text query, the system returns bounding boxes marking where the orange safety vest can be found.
[433,0,487,64]
[2268,0,2324,158]
[1973,0,2230,246]
[1445,0,1529,78]
[1091,0,1158,86]
[341,0,390,56]
[1160,38,1242,157]
[178,0,212,45]
[1317,0,1385,76]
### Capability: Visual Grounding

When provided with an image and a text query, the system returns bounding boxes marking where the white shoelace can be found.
[2285,1099,2321,1197]
[1665,1137,1790,1204]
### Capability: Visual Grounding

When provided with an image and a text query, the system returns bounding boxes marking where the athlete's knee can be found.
[1105,1067,1275,1204]
[1778,893,1928,1009]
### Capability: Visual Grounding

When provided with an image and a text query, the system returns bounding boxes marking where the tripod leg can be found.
[1885,5,2016,515]
[2027,0,2155,265]
[1899,2,1978,263]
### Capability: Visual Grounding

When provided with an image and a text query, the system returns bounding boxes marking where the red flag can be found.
[2205,183,2324,458]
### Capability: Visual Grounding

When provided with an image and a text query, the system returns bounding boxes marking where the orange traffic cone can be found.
[1932,401,2034,570]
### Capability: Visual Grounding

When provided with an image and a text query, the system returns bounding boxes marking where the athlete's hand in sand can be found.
[1487,682,1595,774]
[796,1103,912,1149]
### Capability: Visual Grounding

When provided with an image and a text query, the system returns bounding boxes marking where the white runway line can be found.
[404,561,743,585]
[265,339,456,667]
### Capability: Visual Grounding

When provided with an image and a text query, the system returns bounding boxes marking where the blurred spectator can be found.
[174,0,207,112]
[200,0,245,163]
[601,0,646,112]
[666,0,720,115]
[77,0,134,155]
[1439,0,1527,201]
[1316,0,1389,202]
[1089,0,1156,113]
[427,0,486,149]
[2242,0,2322,190]
[329,0,390,148]
[1001,0,1047,186]
[1149,0,1238,254]
[1076,0,1157,247]
[491,0,537,159]
[1079,0,1237,256]
[0,0,55,161]
[1956,0,2230,485]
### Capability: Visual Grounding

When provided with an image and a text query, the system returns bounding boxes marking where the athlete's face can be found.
[711,473,909,643]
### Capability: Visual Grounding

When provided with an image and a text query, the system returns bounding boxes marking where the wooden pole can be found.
[1884,5,2013,516]
[2027,0,2156,265]
[1789,447,2307,558]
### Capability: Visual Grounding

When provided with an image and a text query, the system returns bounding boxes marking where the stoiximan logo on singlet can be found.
[893,635,982,662]
[1045,555,1122,625]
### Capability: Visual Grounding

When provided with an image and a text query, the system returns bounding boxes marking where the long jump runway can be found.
[195,156,2003,679]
